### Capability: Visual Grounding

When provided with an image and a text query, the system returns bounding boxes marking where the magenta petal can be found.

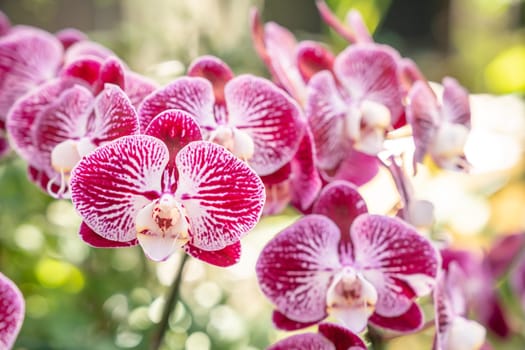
[0,27,63,118]
[61,56,102,86]
[511,254,525,318]
[334,44,403,123]
[183,241,241,267]
[272,310,320,331]
[268,332,335,350]
[6,77,79,164]
[369,301,424,333]
[0,273,24,349]
[94,57,126,93]
[145,109,203,167]
[406,81,439,165]
[226,74,304,175]
[124,71,159,109]
[187,55,233,105]
[330,148,380,186]
[55,28,88,49]
[70,135,167,242]
[175,141,264,250]
[297,41,335,83]
[138,77,216,131]
[318,323,367,350]
[442,77,471,128]
[486,233,525,278]
[306,70,348,170]
[88,83,139,144]
[0,132,8,158]
[0,11,10,36]
[28,165,61,194]
[351,214,439,317]
[289,129,322,212]
[79,222,138,248]
[316,0,358,43]
[256,215,341,324]
[312,181,367,241]
[64,40,114,64]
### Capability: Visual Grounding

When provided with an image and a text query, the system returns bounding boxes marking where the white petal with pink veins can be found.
[70,135,168,242]
[0,273,24,349]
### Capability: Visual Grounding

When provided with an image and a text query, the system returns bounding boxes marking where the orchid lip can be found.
[208,125,255,161]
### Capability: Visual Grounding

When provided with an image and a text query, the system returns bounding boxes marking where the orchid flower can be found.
[407,77,471,171]
[256,181,439,334]
[433,262,487,350]
[138,55,304,176]
[7,56,140,198]
[69,109,265,265]
[0,273,24,349]
[268,323,366,350]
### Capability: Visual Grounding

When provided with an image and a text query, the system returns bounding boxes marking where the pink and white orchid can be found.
[70,109,265,265]
[0,273,24,349]
[268,323,366,350]
[407,77,471,171]
[138,55,304,176]
[256,181,439,334]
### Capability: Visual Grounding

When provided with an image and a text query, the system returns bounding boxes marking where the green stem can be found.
[150,253,190,350]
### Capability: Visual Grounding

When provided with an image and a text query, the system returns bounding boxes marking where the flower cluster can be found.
[0,1,522,349]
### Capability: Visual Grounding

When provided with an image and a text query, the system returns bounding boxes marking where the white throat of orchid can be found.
[344,100,391,155]
[431,122,470,170]
[444,316,486,350]
[326,267,378,333]
[135,194,190,262]
[209,125,255,161]
[48,138,96,199]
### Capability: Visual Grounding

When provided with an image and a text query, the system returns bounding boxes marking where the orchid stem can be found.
[150,253,190,350]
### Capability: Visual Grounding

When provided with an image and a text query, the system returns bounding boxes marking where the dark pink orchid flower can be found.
[138,55,304,177]
[0,273,24,349]
[407,77,471,171]
[256,181,439,334]
[7,56,140,197]
[250,8,334,106]
[268,323,366,350]
[69,109,265,264]
[433,262,487,350]
[441,248,511,339]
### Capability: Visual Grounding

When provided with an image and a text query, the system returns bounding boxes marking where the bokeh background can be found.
[0,0,524,349]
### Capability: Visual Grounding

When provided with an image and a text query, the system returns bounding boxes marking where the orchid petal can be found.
[175,141,264,250]
[55,28,87,49]
[137,229,178,262]
[344,10,374,43]
[60,56,102,86]
[511,254,525,316]
[188,55,233,106]
[312,181,367,250]
[6,77,79,164]
[318,323,367,350]
[88,83,140,144]
[316,0,359,44]
[256,215,341,324]
[0,132,8,158]
[334,44,403,124]
[64,40,114,64]
[0,27,62,118]
[184,241,241,267]
[329,148,380,186]
[124,71,159,109]
[0,11,10,36]
[138,77,216,131]
[442,77,470,128]
[271,310,320,331]
[297,41,334,83]
[369,301,424,333]
[94,57,126,93]
[70,135,167,242]
[289,129,322,212]
[0,273,24,349]
[487,233,525,278]
[268,332,335,350]
[351,214,438,317]
[306,70,348,170]
[406,80,439,165]
[79,222,138,248]
[225,75,304,175]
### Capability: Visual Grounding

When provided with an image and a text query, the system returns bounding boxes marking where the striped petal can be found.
[268,332,335,350]
[188,55,233,107]
[6,77,79,164]
[64,40,114,64]
[334,44,403,124]
[79,221,138,248]
[272,310,320,331]
[0,273,24,349]
[70,135,167,242]
[256,215,342,324]
[318,323,367,350]
[0,27,62,119]
[442,77,470,128]
[175,141,264,250]
[184,241,241,267]
[306,70,348,170]
[138,77,216,131]
[226,74,304,175]
[369,301,424,333]
[297,41,335,83]
[351,214,439,317]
